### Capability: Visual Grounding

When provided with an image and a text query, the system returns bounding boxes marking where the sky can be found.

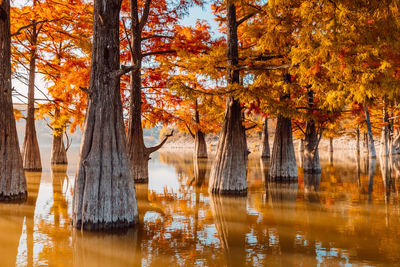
[11,3,220,105]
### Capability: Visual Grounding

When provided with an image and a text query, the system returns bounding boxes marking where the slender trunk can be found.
[364,105,376,158]
[0,0,27,200]
[260,117,270,158]
[194,101,207,158]
[21,18,41,171]
[303,89,321,173]
[72,0,139,230]
[329,137,334,164]
[270,116,298,180]
[51,131,68,165]
[356,126,360,155]
[380,98,390,157]
[209,1,247,195]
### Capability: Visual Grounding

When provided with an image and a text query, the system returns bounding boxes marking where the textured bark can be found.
[209,0,247,195]
[209,195,247,266]
[0,0,27,201]
[303,120,321,173]
[72,0,139,230]
[303,90,321,173]
[270,116,298,181]
[209,98,248,195]
[51,131,68,164]
[21,12,41,171]
[193,103,208,158]
[126,0,171,183]
[260,117,270,158]
[364,105,376,158]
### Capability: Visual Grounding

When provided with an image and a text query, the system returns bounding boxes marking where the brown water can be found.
[1,150,400,266]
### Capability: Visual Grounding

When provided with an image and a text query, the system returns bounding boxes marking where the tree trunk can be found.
[260,117,270,158]
[303,120,321,173]
[209,1,247,195]
[21,17,41,171]
[193,101,208,158]
[0,0,27,201]
[270,116,298,181]
[72,0,139,230]
[356,126,360,155]
[380,99,390,157]
[364,105,376,158]
[51,131,68,165]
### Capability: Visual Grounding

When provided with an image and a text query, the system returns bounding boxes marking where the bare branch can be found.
[237,12,257,26]
[146,130,174,154]
[142,35,174,41]
[245,123,258,131]
[113,65,139,77]
[142,50,176,58]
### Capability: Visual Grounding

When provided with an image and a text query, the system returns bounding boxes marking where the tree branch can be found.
[146,130,174,154]
[142,50,176,58]
[185,124,195,139]
[139,0,152,30]
[245,123,258,131]
[113,65,139,77]
[11,18,64,37]
[142,34,174,41]
[237,12,257,26]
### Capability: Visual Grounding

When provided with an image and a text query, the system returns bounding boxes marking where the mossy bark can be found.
[0,0,27,201]
[72,0,139,230]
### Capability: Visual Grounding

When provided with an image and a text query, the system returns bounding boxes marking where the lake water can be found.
[1,149,400,266]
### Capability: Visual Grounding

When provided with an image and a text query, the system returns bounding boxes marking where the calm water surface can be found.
[1,149,400,266]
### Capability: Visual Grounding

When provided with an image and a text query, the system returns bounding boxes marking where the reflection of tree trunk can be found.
[73,228,141,267]
[379,156,394,203]
[25,171,42,267]
[209,195,247,267]
[194,158,208,187]
[260,117,270,158]
[72,0,138,230]
[267,181,298,263]
[303,173,320,203]
[367,158,376,202]
[270,116,297,181]
[364,106,376,158]
[51,165,68,227]
[51,132,68,165]
[0,0,27,200]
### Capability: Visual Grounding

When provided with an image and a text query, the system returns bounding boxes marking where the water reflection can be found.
[1,151,400,266]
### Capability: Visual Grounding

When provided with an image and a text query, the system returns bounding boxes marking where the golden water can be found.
[1,150,400,266]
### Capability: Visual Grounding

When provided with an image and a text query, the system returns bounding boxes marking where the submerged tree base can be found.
[75,219,137,231]
[0,191,27,202]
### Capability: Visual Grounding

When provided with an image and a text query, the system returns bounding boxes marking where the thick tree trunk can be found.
[209,98,248,195]
[21,20,41,171]
[364,105,376,158]
[194,131,207,158]
[260,117,270,158]
[194,103,208,158]
[209,1,247,195]
[0,0,27,201]
[51,131,68,165]
[269,116,298,181]
[303,121,321,173]
[72,0,139,230]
